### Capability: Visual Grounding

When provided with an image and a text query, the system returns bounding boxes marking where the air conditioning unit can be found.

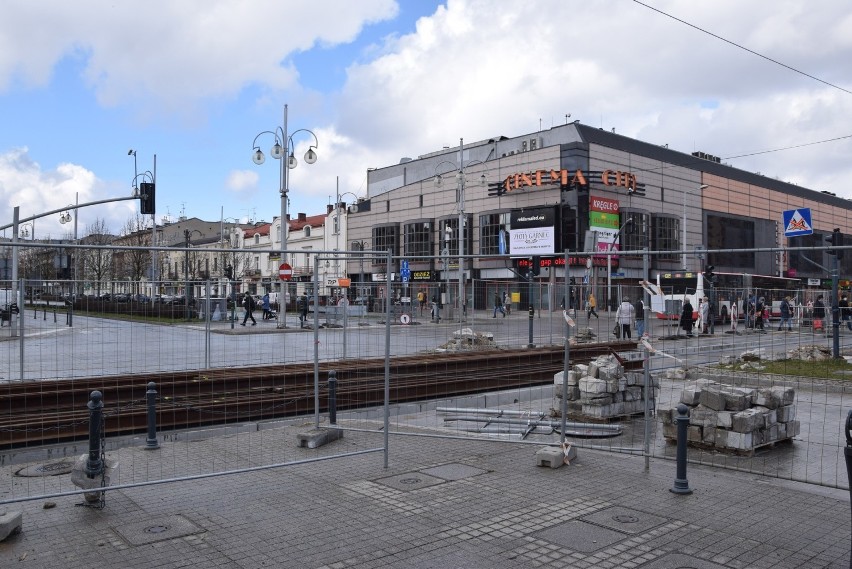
[530,138,538,150]
[348,204,359,214]
[522,140,528,152]
[509,150,516,156]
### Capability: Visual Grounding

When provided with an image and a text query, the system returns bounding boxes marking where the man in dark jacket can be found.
[241,292,256,326]
[680,299,694,337]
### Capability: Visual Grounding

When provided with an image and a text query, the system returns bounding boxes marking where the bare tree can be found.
[81,218,114,296]
[116,215,152,289]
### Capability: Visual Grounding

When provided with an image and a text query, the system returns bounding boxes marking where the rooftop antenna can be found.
[565,113,571,124]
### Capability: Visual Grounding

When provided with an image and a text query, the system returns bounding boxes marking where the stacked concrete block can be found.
[554,355,658,419]
[661,380,799,453]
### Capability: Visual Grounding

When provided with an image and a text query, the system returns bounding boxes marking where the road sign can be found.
[783,208,813,237]
[401,259,409,271]
[278,263,293,281]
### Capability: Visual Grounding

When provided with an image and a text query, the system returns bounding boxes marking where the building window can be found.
[621,211,650,253]
[333,215,340,235]
[371,225,399,264]
[404,221,433,257]
[479,212,511,255]
[707,214,754,268]
[304,226,311,238]
[652,215,679,261]
[254,234,260,245]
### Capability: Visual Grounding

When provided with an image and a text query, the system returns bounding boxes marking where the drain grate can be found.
[114,515,203,546]
[638,553,728,569]
[15,461,75,477]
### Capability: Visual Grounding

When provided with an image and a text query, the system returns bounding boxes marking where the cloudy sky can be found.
[1,0,850,240]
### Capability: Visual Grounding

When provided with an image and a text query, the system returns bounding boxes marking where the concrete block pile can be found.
[554,354,658,419]
[660,379,800,452]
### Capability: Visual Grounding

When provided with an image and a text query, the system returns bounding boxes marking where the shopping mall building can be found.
[344,122,852,311]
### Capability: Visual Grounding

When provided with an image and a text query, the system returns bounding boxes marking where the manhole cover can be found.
[580,507,667,535]
[114,515,203,546]
[375,472,444,492]
[15,461,75,477]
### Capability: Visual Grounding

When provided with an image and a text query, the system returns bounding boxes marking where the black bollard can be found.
[328,371,337,425]
[670,403,693,495]
[844,409,852,567]
[528,304,535,348]
[85,390,104,479]
[145,382,160,449]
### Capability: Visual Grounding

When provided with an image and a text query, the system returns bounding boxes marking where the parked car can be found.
[132,294,151,303]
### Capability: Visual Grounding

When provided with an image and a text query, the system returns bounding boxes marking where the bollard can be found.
[328,371,337,425]
[844,409,852,566]
[670,403,693,495]
[85,391,104,478]
[528,304,535,348]
[145,382,160,449]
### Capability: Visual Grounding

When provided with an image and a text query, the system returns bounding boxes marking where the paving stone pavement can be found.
[0,423,849,569]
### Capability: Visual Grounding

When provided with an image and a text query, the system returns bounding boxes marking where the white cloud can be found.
[225,170,259,193]
[0,0,398,118]
[0,148,135,238]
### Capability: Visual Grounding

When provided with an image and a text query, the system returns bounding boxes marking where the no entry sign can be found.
[278,263,293,281]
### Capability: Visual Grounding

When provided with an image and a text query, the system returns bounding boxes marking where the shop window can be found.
[479,212,511,255]
[371,225,399,264]
[404,221,433,257]
[621,211,650,253]
[652,215,680,261]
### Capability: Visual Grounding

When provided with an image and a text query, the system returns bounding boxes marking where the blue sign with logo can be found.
[783,208,813,237]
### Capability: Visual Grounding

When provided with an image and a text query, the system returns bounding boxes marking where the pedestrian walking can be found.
[417,290,426,315]
[841,294,852,331]
[730,297,739,334]
[587,292,598,320]
[493,292,505,318]
[615,298,635,339]
[297,294,309,327]
[633,298,646,338]
[699,297,709,334]
[261,293,271,320]
[755,297,766,332]
[241,292,257,326]
[503,291,511,315]
[813,295,826,332]
[778,296,793,331]
[680,298,694,337]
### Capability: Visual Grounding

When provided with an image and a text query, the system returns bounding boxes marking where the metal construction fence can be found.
[2,246,852,507]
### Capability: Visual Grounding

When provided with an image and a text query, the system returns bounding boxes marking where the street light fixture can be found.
[683,184,709,270]
[433,138,487,321]
[251,104,319,328]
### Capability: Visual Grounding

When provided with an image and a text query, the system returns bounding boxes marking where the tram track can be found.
[0,342,639,449]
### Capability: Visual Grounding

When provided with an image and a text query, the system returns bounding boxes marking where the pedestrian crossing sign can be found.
[782,208,812,237]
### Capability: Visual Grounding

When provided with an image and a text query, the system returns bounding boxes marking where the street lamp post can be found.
[434,138,487,322]
[607,218,633,311]
[251,104,319,328]
[683,184,709,269]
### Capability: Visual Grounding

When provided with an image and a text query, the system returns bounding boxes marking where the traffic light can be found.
[531,256,541,276]
[703,265,716,286]
[139,182,156,215]
[828,228,844,259]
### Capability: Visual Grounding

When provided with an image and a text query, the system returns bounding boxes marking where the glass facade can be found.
[371,225,399,264]
[707,214,754,268]
[403,221,433,257]
[479,212,511,255]
[652,215,680,261]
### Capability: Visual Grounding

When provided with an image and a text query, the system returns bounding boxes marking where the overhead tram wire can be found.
[632,0,852,96]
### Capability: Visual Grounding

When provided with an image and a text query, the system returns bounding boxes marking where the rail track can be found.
[0,342,639,449]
